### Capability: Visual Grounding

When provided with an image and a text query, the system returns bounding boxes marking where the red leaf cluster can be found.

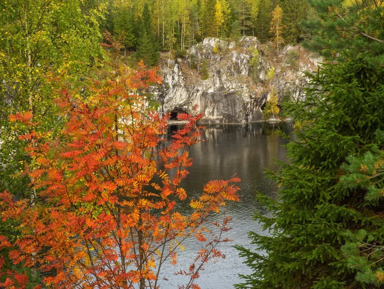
[0,58,240,288]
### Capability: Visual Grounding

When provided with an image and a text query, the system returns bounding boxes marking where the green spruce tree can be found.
[112,5,137,51]
[280,0,309,44]
[136,3,159,66]
[302,0,384,61]
[136,31,160,67]
[202,0,216,37]
[236,1,384,288]
[255,0,274,42]
[237,0,252,36]
[237,56,384,289]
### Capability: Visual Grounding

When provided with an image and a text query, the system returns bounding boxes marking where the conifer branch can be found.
[336,12,384,43]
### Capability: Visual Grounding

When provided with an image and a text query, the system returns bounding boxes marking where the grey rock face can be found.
[157,37,319,123]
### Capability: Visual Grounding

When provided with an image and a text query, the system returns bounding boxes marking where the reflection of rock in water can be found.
[182,123,292,200]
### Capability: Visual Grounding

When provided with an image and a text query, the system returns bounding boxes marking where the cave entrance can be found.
[170,108,188,120]
[260,101,282,112]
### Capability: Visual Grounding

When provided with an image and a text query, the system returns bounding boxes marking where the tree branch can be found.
[336,11,384,43]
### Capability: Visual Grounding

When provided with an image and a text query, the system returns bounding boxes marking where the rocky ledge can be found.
[156,37,321,124]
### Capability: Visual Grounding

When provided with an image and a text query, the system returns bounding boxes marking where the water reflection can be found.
[160,123,291,288]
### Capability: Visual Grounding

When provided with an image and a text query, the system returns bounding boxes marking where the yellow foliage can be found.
[270,4,284,50]
[214,1,225,35]
[73,266,83,279]
[264,87,280,119]
[377,271,384,283]
[266,66,275,81]
[214,0,231,37]
[360,164,368,172]
[147,259,156,268]
[190,200,204,210]
[212,44,220,54]
[342,0,363,8]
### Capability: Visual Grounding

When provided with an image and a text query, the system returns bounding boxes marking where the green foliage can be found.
[266,66,275,81]
[263,87,280,119]
[250,48,260,80]
[0,0,104,197]
[212,43,220,54]
[202,0,216,37]
[0,0,105,282]
[136,31,160,66]
[136,3,160,66]
[236,53,384,288]
[110,5,137,50]
[232,0,252,36]
[302,0,384,63]
[201,59,209,80]
[281,0,309,44]
[285,48,299,70]
[220,0,232,37]
[102,0,314,54]
[228,19,242,40]
[189,55,198,69]
[342,229,384,287]
[279,90,294,117]
[175,49,188,58]
[255,0,274,42]
[339,146,384,287]
[102,0,311,51]
[341,149,384,203]
[248,0,261,36]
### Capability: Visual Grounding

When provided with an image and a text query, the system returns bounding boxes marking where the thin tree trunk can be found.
[138,215,145,289]
[242,2,245,36]
[162,3,165,48]
[157,2,160,39]
[25,11,33,113]
[25,7,38,281]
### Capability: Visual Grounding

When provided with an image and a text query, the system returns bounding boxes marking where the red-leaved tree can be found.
[0,53,240,288]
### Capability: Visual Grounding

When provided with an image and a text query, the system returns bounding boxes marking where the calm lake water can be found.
[160,123,292,288]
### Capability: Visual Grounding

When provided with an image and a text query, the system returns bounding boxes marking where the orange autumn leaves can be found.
[0,63,240,288]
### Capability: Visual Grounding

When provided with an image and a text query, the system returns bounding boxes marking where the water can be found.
[159,123,292,288]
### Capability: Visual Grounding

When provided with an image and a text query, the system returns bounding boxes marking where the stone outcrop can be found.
[157,37,320,123]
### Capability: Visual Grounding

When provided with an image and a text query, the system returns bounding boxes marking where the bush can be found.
[285,49,299,70]
[250,49,260,81]
[189,56,197,69]
[212,44,220,54]
[201,59,209,80]
[175,49,187,59]
[266,66,275,81]
[263,87,280,119]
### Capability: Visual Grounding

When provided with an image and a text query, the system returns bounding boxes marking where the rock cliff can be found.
[157,37,321,123]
